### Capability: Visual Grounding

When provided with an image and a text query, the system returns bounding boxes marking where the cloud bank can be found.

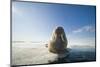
[73,25,95,33]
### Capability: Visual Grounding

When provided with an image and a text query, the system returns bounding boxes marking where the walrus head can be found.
[55,26,64,36]
[51,26,67,42]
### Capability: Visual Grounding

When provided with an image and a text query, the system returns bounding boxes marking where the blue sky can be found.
[12,1,96,46]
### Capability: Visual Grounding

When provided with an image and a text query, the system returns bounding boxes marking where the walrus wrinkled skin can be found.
[48,26,68,53]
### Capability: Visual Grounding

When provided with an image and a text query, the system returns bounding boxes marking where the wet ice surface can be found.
[12,43,96,66]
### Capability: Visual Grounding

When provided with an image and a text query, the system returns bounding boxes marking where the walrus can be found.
[47,26,68,53]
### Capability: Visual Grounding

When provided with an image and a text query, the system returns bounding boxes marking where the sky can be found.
[12,1,96,46]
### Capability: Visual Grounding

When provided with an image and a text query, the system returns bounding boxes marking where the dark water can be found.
[49,46,96,64]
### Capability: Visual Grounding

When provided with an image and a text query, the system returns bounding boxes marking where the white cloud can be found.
[73,25,95,33]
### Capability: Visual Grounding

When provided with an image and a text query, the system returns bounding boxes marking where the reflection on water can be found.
[50,47,96,63]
